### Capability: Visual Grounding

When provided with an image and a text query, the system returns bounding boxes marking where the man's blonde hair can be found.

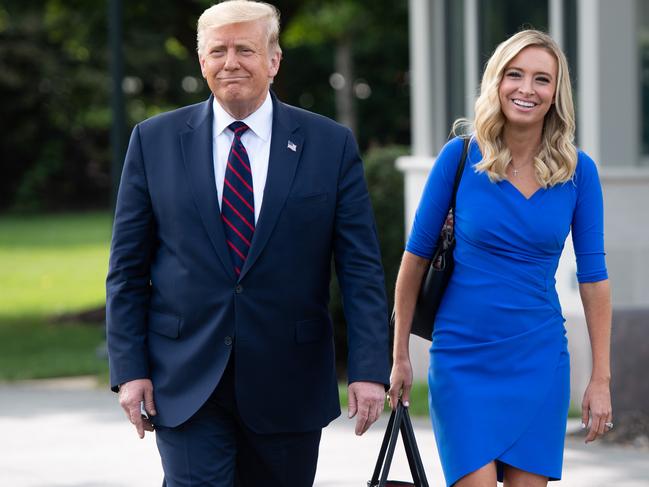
[197,0,282,56]
[468,29,577,187]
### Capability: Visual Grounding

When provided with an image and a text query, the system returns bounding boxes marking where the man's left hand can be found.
[347,381,385,436]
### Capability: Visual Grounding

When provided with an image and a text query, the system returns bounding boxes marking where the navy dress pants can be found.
[155,358,322,487]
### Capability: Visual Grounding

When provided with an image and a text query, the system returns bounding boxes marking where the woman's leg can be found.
[503,464,548,487]
[454,461,498,487]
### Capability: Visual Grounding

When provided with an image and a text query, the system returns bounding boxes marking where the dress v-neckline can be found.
[501,179,545,203]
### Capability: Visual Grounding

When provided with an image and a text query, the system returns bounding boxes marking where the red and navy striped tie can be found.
[221,121,254,276]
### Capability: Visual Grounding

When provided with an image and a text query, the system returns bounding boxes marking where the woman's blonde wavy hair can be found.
[461,30,577,187]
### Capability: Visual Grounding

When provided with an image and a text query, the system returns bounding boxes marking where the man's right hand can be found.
[118,378,157,438]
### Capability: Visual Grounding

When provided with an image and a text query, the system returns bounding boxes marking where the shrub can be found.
[332,145,409,378]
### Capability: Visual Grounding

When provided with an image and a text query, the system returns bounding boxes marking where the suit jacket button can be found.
[235,285,243,294]
[224,336,233,346]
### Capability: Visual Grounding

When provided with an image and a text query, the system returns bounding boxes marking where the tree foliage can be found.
[0,0,408,211]
[281,0,410,147]
[283,1,363,45]
[1,1,108,210]
[331,144,407,377]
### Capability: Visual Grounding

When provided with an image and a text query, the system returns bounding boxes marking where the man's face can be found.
[199,20,281,119]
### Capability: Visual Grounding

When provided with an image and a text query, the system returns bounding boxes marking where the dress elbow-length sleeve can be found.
[571,152,608,283]
[406,137,466,259]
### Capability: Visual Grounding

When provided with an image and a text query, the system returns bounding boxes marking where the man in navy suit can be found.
[106,1,389,485]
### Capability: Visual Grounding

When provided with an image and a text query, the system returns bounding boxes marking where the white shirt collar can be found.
[213,92,273,141]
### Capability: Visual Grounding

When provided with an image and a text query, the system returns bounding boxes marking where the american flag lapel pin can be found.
[287,140,297,152]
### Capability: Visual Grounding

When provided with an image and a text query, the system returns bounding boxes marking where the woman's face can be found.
[498,46,558,131]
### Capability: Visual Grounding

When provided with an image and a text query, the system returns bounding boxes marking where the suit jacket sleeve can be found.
[333,129,390,386]
[106,124,155,391]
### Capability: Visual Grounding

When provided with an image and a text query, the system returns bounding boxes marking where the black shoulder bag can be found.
[367,401,429,487]
[392,137,469,341]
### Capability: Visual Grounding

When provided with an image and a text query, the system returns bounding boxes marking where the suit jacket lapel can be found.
[180,96,235,279]
[239,94,303,280]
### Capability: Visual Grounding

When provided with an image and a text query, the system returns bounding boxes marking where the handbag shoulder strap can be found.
[449,137,470,214]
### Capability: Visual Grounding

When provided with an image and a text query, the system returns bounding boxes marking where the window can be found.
[478,0,549,68]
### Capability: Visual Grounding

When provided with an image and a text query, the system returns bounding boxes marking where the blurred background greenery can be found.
[0,0,412,394]
[0,0,409,211]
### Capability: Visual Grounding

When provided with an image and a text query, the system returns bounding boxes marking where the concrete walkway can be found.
[0,378,647,487]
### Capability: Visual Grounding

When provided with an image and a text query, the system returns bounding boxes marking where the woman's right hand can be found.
[389,252,429,410]
[387,357,413,410]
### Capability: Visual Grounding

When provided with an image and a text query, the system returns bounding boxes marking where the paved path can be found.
[0,379,647,486]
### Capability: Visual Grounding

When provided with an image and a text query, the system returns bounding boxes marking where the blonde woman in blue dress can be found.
[388,30,613,487]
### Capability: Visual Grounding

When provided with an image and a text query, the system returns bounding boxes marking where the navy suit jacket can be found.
[106,93,390,433]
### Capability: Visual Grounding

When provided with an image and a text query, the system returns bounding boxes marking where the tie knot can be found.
[229,121,249,135]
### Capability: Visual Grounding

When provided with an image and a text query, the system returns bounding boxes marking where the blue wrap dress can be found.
[406,137,608,486]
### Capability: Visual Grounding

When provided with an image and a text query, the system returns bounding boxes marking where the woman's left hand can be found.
[581,378,612,443]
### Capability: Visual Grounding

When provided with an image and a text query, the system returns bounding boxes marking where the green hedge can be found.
[332,145,409,377]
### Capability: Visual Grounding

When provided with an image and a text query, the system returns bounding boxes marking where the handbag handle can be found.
[368,401,429,487]
[400,405,428,485]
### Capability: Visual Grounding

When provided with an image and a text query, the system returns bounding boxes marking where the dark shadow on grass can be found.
[0,314,108,381]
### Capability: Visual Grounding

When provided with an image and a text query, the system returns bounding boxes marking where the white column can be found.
[408,0,435,157]
[464,0,479,119]
[572,0,643,409]
[577,0,601,163]
[398,0,447,381]
[430,0,447,153]
[549,0,564,48]
[578,0,637,166]
[401,0,445,235]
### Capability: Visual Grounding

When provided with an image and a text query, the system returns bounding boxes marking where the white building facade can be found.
[399,0,649,407]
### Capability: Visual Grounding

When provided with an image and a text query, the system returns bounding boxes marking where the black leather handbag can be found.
[367,401,429,487]
[392,137,469,341]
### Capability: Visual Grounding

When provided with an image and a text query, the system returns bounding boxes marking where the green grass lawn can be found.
[0,212,111,380]
[0,212,580,420]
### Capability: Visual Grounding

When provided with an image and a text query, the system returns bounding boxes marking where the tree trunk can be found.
[334,37,357,136]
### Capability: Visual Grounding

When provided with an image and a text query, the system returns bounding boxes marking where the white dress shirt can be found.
[212,92,273,224]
